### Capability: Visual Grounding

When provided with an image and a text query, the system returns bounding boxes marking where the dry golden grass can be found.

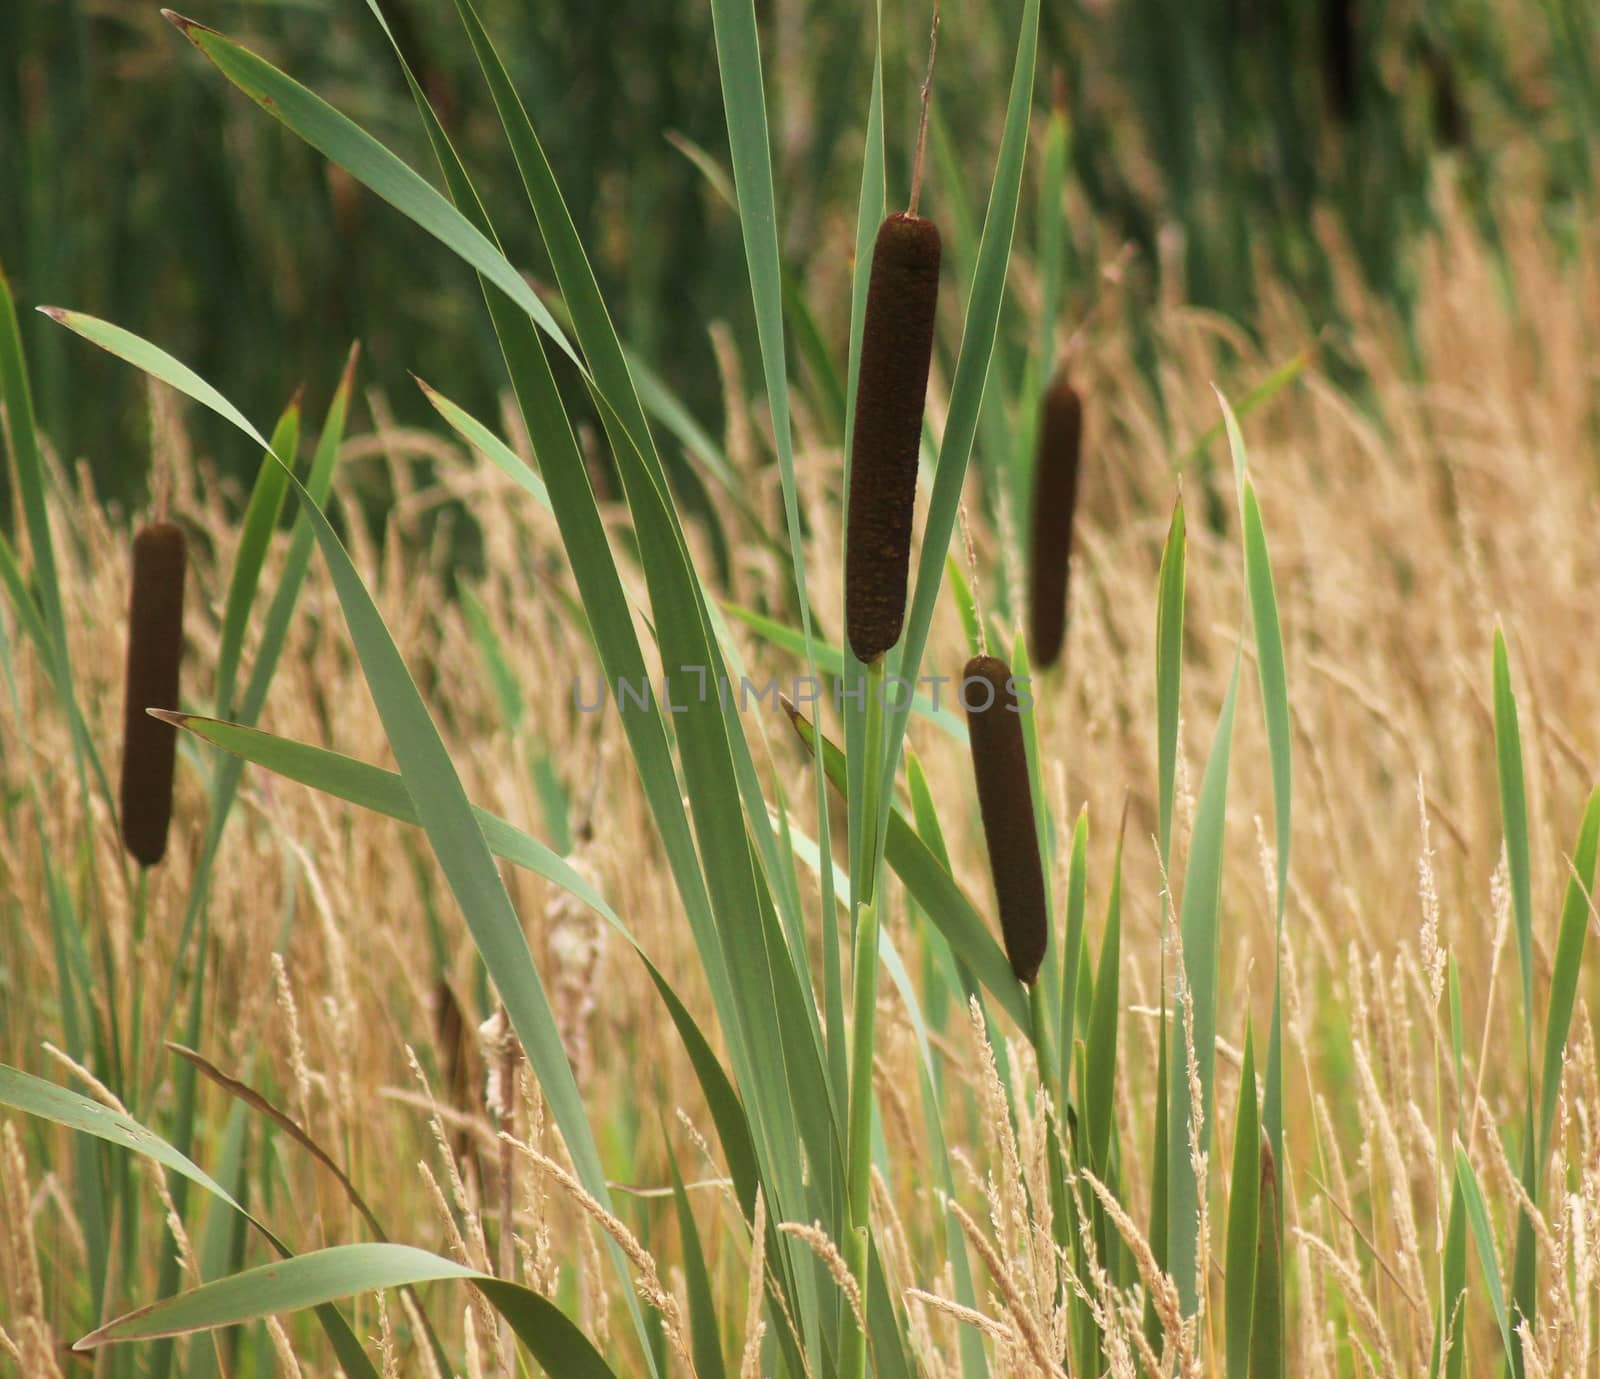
[3,175,1600,1376]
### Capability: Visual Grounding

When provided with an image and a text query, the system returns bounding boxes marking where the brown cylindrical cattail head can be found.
[846,211,941,663]
[962,654,1048,984]
[120,520,186,867]
[1028,365,1083,670]
[1322,0,1357,125]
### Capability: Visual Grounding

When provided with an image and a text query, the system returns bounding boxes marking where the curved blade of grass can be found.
[1167,652,1241,1316]
[1219,392,1291,1294]
[1224,1023,1261,1378]
[168,1042,454,1378]
[166,1043,387,1241]
[1538,786,1600,1158]
[1155,493,1187,871]
[416,377,551,512]
[0,1065,381,1379]
[163,14,581,374]
[79,1241,620,1379]
[1492,627,1539,1377]
[215,398,297,718]
[1456,1143,1515,1369]
[1146,490,1185,1350]
[1182,347,1311,469]
[0,1064,240,1209]
[1492,628,1534,1073]
[43,309,647,1357]
[159,711,633,943]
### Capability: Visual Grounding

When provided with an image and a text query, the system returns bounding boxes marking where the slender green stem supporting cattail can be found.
[120,520,186,868]
[1027,979,1058,1109]
[963,654,1048,983]
[1027,365,1083,670]
[126,869,150,1085]
[841,657,887,1379]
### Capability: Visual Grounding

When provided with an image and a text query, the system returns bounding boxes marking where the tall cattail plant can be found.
[840,12,943,1379]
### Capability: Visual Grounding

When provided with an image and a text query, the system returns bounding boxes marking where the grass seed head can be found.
[1027,363,1083,670]
[845,210,942,663]
[119,520,186,868]
[962,654,1048,984]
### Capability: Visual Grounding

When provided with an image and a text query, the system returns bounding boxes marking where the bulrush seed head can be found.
[962,654,1048,984]
[845,211,941,663]
[1027,364,1083,670]
[120,520,186,868]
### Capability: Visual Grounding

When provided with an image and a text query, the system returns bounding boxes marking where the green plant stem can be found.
[127,870,149,1089]
[842,657,886,1379]
[1030,975,1075,1336]
[1028,966,1058,1100]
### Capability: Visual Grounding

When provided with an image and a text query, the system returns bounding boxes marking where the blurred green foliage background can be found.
[3,0,1596,509]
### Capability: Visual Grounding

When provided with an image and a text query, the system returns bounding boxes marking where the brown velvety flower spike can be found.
[120,520,186,868]
[845,210,942,663]
[963,654,1048,984]
[1027,364,1083,670]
